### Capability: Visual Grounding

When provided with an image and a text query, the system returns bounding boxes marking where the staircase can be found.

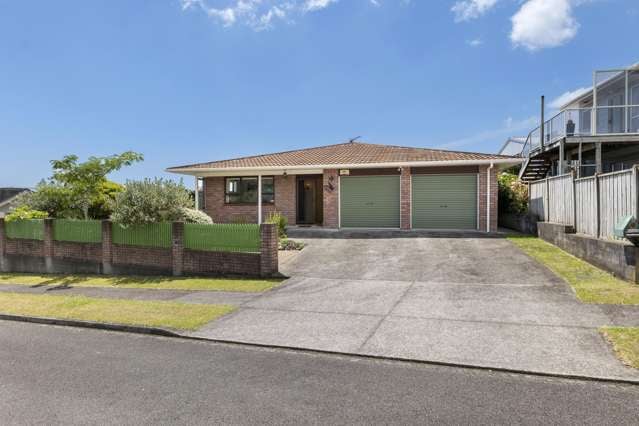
[519,157,551,182]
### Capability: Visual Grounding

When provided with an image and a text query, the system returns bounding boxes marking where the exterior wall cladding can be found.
[204,165,498,232]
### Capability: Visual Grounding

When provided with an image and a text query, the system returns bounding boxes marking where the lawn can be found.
[0,292,234,331]
[600,327,639,369]
[0,273,283,293]
[508,236,639,305]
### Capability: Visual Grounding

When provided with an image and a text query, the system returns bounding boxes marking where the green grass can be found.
[508,236,639,305]
[0,292,234,331]
[0,273,283,293]
[601,327,639,369]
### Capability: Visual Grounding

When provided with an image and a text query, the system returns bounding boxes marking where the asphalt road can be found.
[1,321,638,425]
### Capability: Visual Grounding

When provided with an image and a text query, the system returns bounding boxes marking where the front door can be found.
[297,176,323,224]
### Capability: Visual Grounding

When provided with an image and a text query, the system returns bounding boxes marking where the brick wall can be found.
[478,165,498,232]
[203,175,296,224]
[112,245,173,269]
[5,238,44,257]
[53,241,102,262]
[184,250,260,276]
[0,218,278,277]
[323,169,339,228]
[400,168,411,229]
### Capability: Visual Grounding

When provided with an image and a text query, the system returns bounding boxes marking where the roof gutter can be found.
[167,158,522,176]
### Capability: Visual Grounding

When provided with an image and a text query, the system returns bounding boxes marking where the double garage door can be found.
[340,174,477,229]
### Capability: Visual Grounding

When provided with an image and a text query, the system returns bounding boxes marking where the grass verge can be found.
[508,236,639,305]
[601,327,639,369]
[0,292,234,331]
[0,273,283,293]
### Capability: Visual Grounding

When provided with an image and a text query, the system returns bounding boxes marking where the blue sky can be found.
[1,0,637,187]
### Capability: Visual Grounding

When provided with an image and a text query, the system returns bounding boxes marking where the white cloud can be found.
[436,116,537,150]
[549,87,590,109]
[467,38,483,47]
[302,0,338,12]
[510,0,579,50]
[181,0,338,31]
[452,0,499,22]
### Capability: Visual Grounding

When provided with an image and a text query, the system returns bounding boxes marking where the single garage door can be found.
[340,175,400,228]
[412,174,477,229]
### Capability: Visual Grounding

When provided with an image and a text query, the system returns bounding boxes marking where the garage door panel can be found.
[340,176,400,228]
[412,175,477,229]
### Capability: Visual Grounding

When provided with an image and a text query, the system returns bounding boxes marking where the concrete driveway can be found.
[191,237,639,380]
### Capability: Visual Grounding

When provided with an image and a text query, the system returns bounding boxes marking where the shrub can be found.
[279,238,305,251]
[180,208,213,224]
[110,178,193,225]
[265,211,288,238]
[498,172,528,215]
[16,182,76,218]
[88,181,125,220]
[5,206,48,222]
[17,179,124,220]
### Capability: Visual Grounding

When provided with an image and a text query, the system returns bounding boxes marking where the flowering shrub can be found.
[498,172,528,214]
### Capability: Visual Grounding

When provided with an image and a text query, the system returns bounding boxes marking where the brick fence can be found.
[0,219,278,278]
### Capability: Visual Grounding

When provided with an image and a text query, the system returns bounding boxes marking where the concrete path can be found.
[190,237,639,380]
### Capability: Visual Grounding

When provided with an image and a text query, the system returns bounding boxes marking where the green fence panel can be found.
[5,219,45,240]
[184,224,261,253]
[53,219,102,243]
[112,223,172,248]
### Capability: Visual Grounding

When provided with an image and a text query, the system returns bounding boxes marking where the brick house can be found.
[167,142,520,232]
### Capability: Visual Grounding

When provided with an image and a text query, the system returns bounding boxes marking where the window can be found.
[225,177,274,204]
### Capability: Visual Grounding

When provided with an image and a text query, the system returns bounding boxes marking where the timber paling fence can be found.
[528,168,638,240]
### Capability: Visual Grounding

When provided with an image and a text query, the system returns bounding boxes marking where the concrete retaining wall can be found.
[537,222,638,282]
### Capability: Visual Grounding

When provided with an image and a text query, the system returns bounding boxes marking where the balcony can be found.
[521,105,639,158]
[521,65,639,158]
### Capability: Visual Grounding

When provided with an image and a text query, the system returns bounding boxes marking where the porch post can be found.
[257,174,262,225]
[194,177,199,211]
[595,142,603,174]
[592,71,597,136]
[559,139,565,175]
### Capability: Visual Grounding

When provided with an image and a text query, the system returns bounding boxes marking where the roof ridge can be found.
[167,141,358,171]
[350,141,512,158]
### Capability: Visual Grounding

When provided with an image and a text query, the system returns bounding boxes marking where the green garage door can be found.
[340,176,400,228]
[412,174,477,229]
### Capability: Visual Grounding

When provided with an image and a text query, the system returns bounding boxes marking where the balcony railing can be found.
[521,105,639,158]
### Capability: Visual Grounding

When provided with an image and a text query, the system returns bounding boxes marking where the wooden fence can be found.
[529,168,638,240]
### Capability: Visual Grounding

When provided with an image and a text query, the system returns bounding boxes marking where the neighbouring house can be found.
[167,141,519,232]
[519,62,639,181]
[0,188,30,218]
[498,137,527,157]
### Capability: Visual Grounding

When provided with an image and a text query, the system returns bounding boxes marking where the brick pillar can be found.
[0,218,6,272]
[323,169,339,228]
[478,165,498,232]
[101,220,113,275]
[43,218,54,273]
[260,223,278,277]
[400,167,411,230]
[172,222,184,277]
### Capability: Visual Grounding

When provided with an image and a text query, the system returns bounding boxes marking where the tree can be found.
[15,152,142,220]
[50,152,143,219]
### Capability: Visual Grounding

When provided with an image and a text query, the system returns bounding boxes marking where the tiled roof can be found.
[168,142,514,171]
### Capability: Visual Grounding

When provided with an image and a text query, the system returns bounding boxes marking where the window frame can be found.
[224,176,275,205]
